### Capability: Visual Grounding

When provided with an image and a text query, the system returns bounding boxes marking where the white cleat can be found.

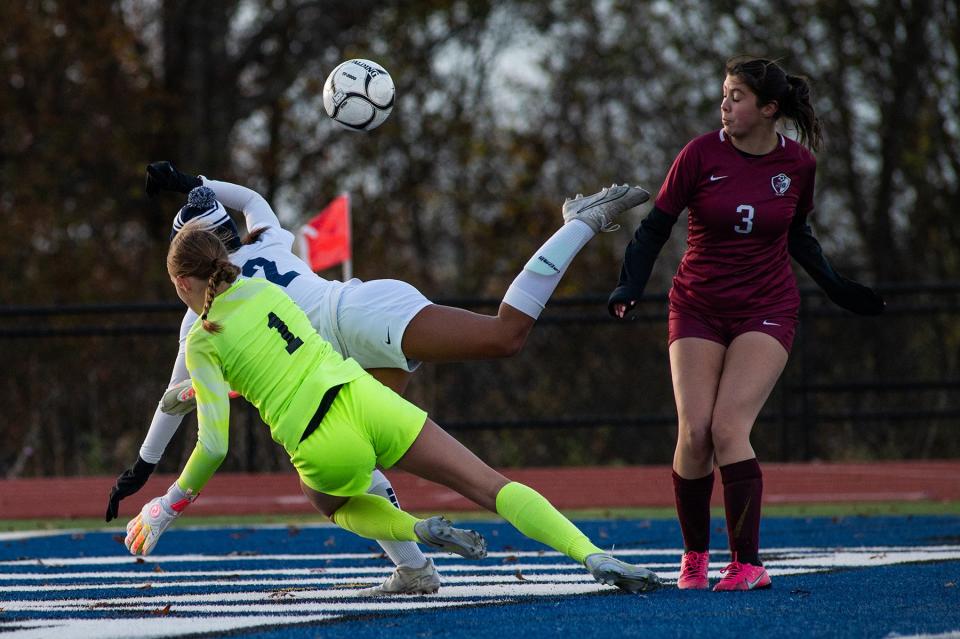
[357,559,442,596]
[585,552,661,593]
[562,184,650,233]
[414,516,487,559]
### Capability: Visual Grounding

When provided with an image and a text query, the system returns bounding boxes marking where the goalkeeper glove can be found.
[145,161,202,197]
[160,378,241,416]
[105,456,157,522]
[125,482,198,556]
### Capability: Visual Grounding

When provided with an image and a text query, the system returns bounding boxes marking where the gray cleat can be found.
[585,552,661,593]
[357,558,441,596]
[414,516,487,559]
[562,184,650,233]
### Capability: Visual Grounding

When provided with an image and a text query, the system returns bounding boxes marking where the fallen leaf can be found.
[136,584,152,590]
[150,604,172,616]
[153,565,165,573]
[502,555,518,564]
[514,570,527,581]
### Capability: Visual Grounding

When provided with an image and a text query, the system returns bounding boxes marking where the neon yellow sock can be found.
[331,494,419,542]
[495,481,603,563]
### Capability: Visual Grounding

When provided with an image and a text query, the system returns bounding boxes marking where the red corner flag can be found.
[300,193,351,274]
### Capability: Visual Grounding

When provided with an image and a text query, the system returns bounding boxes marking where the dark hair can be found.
[167,222,241,333]
[244,226,269,245]
[725,56,823,151]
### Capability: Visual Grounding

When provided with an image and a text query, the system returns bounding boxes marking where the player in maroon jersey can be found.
[609,57,884,591]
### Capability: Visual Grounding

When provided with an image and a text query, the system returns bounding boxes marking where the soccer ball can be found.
[322,59,395,131]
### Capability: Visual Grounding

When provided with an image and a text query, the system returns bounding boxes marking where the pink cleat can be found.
[677,550,710,590]
[712,557,771,591]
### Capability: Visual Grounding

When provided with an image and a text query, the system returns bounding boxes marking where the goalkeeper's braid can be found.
[167,221,240,334]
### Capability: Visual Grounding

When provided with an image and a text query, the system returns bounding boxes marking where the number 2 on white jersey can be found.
[734,204,754,234]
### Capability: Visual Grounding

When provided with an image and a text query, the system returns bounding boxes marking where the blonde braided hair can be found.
[167,221,241,333]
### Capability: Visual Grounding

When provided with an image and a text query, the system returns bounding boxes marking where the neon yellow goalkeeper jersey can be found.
[178,278,366,492]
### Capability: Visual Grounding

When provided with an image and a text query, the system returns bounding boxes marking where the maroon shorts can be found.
[667,305,798,353]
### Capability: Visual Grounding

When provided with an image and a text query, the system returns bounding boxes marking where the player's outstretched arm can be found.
[125,482,198,555]
[106,314,197,522]
[788,213,885,315]
[201,178,283,236]
[608,206,677,319]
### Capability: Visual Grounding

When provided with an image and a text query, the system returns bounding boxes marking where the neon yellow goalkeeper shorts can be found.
[290,374,427,496]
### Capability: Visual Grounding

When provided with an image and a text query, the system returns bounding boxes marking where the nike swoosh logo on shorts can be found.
[762,320,780,326]
[709,175,728,181]
[385,327,392,345]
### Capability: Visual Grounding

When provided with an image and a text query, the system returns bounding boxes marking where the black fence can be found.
[2,283,959,477]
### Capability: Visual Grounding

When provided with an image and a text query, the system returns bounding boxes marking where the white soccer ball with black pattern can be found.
[322,59,395,131]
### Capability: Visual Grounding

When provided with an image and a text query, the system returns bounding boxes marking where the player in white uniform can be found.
[106,161,649,595]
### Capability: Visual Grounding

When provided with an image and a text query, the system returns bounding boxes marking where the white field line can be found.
[0,549,622,566]
[0,563,587,580]
[0,572,598,592]
[0,615,338,639]
[7,544,960,567]
[3,596,513,613]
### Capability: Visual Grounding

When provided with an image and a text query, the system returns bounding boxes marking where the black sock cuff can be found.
[719,458,762,484]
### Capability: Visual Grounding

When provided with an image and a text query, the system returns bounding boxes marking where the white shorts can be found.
[332,278,432,372]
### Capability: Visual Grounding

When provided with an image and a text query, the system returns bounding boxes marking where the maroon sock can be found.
[719,458,763,566]
[672,470,714,553]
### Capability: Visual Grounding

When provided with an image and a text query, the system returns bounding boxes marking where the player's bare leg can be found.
[709,331,786,591]
[401,303,533,362]
[394,419,510,510]
[669,337,725,589]
[710,332,787,467]
[669,337,726,478]
[402,185,649,363]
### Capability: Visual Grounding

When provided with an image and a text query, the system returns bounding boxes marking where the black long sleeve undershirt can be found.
[788,211,885,315]
[607,206,678,316]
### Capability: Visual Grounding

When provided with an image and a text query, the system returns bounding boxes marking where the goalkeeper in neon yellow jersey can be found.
[126,223,660,594]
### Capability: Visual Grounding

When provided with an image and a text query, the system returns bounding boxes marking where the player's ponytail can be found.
[725,56,822,152]
[167,221,241,333]
[783,74,822,152]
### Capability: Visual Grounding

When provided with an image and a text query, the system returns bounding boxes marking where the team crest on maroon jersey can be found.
[771,173,791,196]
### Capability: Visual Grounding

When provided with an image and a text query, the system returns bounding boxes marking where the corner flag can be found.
[299,193,352,279]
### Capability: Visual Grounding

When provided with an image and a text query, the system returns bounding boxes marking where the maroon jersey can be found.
[656,130,816,317]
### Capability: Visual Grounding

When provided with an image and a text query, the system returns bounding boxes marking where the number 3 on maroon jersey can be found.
[734,204,755,234]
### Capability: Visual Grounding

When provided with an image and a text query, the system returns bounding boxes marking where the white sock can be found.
[502,220,595,319]
[367,470,429,569]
